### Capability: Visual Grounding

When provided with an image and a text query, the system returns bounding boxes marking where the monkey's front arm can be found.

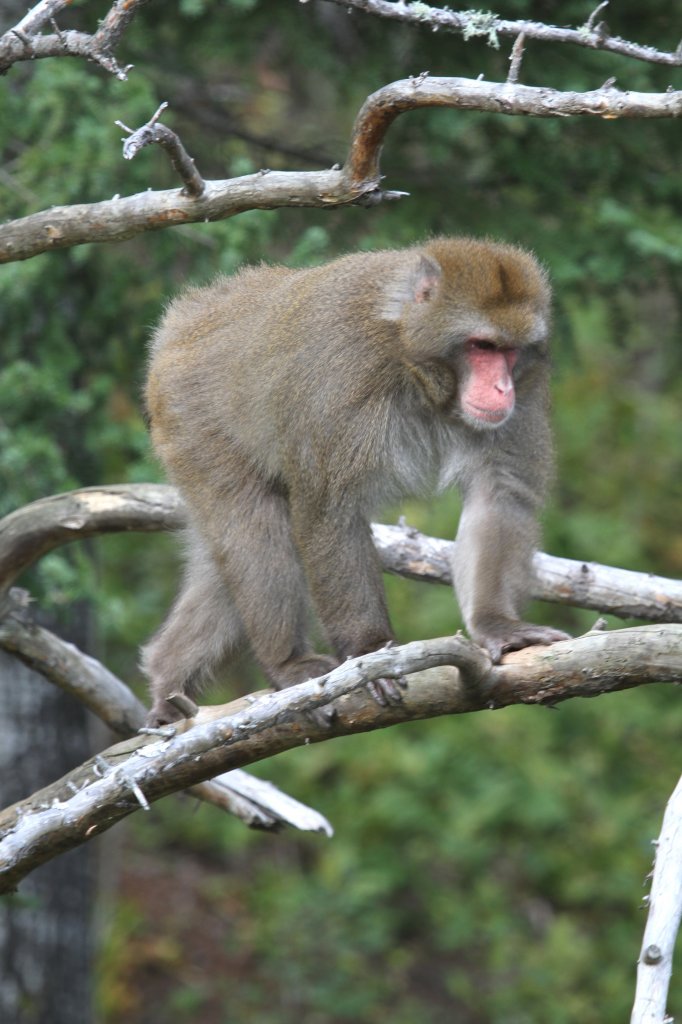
[452,477,569,662]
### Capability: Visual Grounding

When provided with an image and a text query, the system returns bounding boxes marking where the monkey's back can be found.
[145,255,409,501]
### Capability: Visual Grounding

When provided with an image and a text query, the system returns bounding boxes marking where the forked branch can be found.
[0,0,149,78]
[116,102,206,197]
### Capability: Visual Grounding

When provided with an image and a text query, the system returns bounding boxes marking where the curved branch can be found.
[327,0,682,67]
[2,76,680,263]
[117,102,206,197]
[345,77,682,185]
[1,485,680,623]
[0,484,184,595]
[0,593,145,735]
[0,624,680,891]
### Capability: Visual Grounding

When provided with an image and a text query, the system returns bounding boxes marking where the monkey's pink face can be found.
[460,340,518,429]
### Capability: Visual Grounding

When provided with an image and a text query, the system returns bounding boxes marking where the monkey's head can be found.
[384,237,551,431]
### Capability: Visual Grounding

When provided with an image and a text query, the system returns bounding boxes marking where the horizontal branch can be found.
[371,524,682,623]
[2,75,680,263]
[1,624,680,891]
[345,78,682,185]
[1,484,680,623]
[328,0,682,67]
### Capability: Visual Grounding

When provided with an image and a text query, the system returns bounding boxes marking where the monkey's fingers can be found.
[367,675,407,707]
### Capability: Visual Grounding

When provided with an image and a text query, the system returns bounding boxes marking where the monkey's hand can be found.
[473,620,571,664]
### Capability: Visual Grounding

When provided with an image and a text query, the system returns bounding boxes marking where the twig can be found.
[631,773,682,1024]
[585,2,610,35]
[116,103,205,197]
[12,0,70,37]
[507,32,526,85]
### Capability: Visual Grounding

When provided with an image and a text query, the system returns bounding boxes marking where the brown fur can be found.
[142,237,569,725]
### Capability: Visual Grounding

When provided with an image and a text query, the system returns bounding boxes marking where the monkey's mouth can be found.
[465,404,510,425]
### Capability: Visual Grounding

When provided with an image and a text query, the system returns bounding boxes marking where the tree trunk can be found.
[0,649,95,1024]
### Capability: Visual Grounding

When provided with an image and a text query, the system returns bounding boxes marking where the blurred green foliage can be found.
[1,1,681,1021]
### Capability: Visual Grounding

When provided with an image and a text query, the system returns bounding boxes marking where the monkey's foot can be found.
[367,674,408,707]
[305,674,407,728]
[476,622,571,664]
[145,699,188,729]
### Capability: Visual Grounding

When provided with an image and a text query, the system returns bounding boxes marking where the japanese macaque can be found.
[142,237,569,726]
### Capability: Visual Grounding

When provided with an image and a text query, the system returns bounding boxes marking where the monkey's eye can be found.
[467,339,497,352]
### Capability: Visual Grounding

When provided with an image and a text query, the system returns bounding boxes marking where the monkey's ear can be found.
[382,253,442,320]
[411,254,442,304]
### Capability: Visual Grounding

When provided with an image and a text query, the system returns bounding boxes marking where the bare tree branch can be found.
[0,590,145,735]
[0,623,680,892]
[324,0,682,67]
[8,1,75,37]
[631,773,682,1024]
[0,0,149,78]
[1,485,680,623]
[2,75,680,264]
[343,77,682,187]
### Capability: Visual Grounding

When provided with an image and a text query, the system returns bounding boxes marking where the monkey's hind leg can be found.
[141,531,246,726]
[209,484,339,691]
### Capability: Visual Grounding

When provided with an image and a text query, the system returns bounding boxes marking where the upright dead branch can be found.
[631,773,682,1024]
